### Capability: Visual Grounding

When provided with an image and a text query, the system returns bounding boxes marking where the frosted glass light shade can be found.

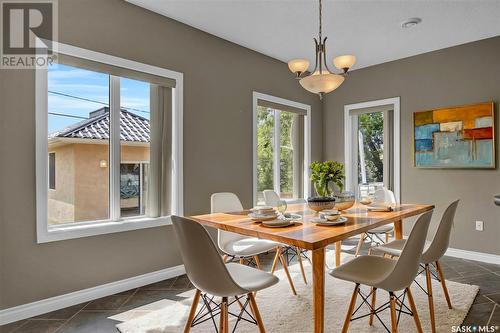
[299,72,344,94]
[288,59,310,74]
[333,55,356,70]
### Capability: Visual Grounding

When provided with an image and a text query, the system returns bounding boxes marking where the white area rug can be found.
[116,258,478,333]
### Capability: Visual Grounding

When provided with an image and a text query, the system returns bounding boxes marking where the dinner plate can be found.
[311,216,348,226]
[261,220,295,228]
[248,213,277,222]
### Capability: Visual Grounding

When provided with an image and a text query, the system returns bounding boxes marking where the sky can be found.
[48,63,150,134]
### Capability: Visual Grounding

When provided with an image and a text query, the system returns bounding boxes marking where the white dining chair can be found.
[172,215,279,333]
[370,200,459,333]
[262,189,308,284]
[355,188,397,256]
[330,210,433,333]
[212,192,297,295]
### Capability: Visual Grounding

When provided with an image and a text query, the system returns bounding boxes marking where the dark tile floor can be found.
[1,240,499,333]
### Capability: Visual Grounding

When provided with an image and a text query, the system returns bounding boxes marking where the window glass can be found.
[47,63,110,225]
[256,106,274,204]
[49,153,56,190]
[120,77,150,217]
[357,111,384,198]
[279,111,295,199]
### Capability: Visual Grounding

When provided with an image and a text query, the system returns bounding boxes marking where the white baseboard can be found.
[445,247,500,265]
[0,264,185,325]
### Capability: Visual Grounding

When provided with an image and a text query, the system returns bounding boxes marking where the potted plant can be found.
[308,161,345,212]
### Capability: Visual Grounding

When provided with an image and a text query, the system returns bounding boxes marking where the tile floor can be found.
[1,240,499,333]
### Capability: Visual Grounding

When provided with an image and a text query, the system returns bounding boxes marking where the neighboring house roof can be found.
[49,107,150,143]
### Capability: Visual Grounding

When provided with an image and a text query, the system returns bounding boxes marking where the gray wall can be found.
[323,36,500,256]
[0,0,323,309]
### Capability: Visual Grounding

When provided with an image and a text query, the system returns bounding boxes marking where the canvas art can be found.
[414,102,495,168]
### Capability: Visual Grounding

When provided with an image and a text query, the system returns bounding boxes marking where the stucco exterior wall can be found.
[48,142,150,224]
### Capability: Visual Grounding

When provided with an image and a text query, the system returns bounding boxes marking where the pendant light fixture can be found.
[288,0,356,99]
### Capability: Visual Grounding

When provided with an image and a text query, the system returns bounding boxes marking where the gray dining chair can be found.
[370,200,459,333]
[355,188,397,256]
[172,215,279,333]
[262,189,308,284]
[212,192,297,295]
[330,210,433,333]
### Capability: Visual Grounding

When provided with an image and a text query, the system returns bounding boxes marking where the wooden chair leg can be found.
[219,297,228,333]
[355,233,366,257]
[280,254,297,295]
[341,284,360,333]
[239,257,245,265]
[425,264,436,333]
[248,292,266,333]
[271,247,281,273]
[335,241,342,267]
[406,287,423,333]
[253,255,262,270]
[183,289,201,333]
[435,260,452,309]
[385,232,389,243]
[296,247,307,284]
[389,292,398,333]
[369,287,377,326]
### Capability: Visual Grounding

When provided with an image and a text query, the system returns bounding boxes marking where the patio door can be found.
[344,98,400,201]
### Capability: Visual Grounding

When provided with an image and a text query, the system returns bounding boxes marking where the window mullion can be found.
[109,76,121,221]
[383,110,390,189]
[273,109,280,195]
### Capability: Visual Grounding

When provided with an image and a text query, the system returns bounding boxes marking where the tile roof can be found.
[50,107,150,143]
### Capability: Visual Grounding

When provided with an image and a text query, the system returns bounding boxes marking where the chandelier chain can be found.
[319,0,322,40]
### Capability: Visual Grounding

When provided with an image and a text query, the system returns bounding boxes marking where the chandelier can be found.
[288,0,356,99]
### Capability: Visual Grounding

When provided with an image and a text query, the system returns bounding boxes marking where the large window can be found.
[253,93,310,205]
[37,43,183,242]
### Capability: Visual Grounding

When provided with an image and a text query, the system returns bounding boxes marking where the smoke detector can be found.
[401,17,422,29]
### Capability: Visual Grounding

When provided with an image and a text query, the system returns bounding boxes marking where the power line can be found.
[49,112,88,120]
[48,90,150,115]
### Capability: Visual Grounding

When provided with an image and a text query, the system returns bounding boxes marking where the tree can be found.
[256,107,295,197]
[358,112,384,183]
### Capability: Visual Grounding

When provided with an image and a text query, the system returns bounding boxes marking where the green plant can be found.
[310,161,345,197]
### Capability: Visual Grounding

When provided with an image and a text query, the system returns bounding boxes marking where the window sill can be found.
[37,216,172,243]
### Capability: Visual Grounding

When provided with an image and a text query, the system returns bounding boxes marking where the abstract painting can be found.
[414,102,495,168]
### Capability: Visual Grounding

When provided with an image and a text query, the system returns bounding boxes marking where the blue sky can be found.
[48,63,150,134]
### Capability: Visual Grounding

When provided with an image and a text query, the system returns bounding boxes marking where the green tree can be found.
[257,107,274,193]
[256,107,295,197]
[358,112,384,182]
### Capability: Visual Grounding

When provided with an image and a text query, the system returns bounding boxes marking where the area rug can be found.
[116,259,478,333]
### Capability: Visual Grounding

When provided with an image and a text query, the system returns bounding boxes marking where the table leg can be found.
[394,220,403,239]
[312,247,325,333]
[335,242,341,267]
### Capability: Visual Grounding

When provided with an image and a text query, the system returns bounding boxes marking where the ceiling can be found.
[126,0,500,70]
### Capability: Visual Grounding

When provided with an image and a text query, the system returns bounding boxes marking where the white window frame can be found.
[344,97,400,202]
[252,92,311,205]
[36,41,183,243]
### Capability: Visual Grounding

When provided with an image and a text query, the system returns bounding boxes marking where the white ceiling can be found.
[126,0,500,70]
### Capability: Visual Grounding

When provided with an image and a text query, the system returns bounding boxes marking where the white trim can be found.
[109,75,121,221]
[445,247,500,265]
[344,97,401,202]
[252,92,311,205]
[36,41,184,243]
[0,264,185,325]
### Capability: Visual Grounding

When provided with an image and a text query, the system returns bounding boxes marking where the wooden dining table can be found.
[189,202,434,333]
